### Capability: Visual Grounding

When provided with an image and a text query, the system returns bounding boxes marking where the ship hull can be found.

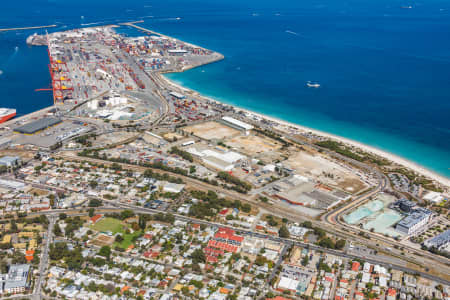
[0,112,16,124]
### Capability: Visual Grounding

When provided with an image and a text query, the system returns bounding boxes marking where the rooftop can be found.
[14,117,62,134]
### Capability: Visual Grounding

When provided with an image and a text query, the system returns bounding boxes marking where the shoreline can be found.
[158,73,450,189]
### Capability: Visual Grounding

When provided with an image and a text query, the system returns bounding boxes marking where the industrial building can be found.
[14,117,62,134]
[396,208,433,235]
[169,91,186,99]
[424,229,450,253]
[0,156,21,168]
[273,175,349,209]
[186,145,246,171]
[277,265,314,295]
[221,116,253,135]
[0,264,31,294]
[167,49,188,56]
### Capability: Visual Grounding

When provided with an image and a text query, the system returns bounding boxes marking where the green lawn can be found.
[114,230,142,249]
[91,217,125,234]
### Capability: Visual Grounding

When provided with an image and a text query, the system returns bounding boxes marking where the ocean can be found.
[0,0,449,178]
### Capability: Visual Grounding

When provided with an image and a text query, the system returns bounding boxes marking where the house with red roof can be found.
[386,288,397,300]
[354,291,364,300]
[90,214,103,225]
[266,297,292,300]
[352,261,360,271]
[204,227,244,261]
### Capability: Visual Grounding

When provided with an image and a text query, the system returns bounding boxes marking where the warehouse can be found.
[14,117,62,134]
[186,145,246,171]
[0,156,21,168]
[169,91,186,99]
[168,49,188,56]
[221,116,253,135]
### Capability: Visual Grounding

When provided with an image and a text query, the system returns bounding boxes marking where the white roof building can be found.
[221,116,253,135]
[423,191,444,203]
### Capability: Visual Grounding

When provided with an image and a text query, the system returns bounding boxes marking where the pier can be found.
[0,24,56,32]
[121,22,203,49]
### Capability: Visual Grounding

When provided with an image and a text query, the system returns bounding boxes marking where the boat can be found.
[306,81,320,88]
[0,108,16,123]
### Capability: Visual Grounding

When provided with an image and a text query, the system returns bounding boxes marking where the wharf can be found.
[0,25,56,32]
[122,22,204,50]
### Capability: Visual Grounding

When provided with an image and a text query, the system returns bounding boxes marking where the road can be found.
[53,151,450,279]
[22,201,450,286]
[32,215,56,300]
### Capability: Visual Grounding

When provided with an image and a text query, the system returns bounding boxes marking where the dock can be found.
[121,22,203,49]
[0,25,57,33]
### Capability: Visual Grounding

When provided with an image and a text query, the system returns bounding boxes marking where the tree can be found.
[98,246,111,260]
[191,249,206,264]
[49,194,56,207]
[59,213,67,220]
[335,239,346,250]
[301,221,313,229]
[138,214,146,230]
[88,198,102,207]
[115,234,124,243]
[318,237,335,249]
[301,256,309,266]
[88,208,95,217]
[53,223,62,236]
[189,165,196,174]
[89,181,98,189]
[279,225,290,238]
[241,203,251,213]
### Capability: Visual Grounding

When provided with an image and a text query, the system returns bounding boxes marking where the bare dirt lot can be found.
[163,132,184,141]
[0,149,35,160]
[285,150,367,194]
[225,134,282,156]
[90,234,115,247]
[183,121,240,140]
[94,131,137,147]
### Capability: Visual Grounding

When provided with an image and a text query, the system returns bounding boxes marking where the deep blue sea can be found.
[0,0,449,178]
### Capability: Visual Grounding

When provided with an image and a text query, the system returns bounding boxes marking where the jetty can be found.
[122,22,206,50]
[0,24,56,33]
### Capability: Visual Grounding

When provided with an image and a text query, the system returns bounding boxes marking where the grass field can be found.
[114,230,142,249]
[91,217,125,234]
[91,217,144,249]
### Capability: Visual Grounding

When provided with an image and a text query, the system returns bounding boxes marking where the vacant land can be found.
[285,150,367,194]
[225,134,281,156]
[94,131,137,147]
[183,121,240,140]
[90,234,115,247]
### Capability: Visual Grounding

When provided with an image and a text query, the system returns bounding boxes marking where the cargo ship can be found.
[0,108,16,123]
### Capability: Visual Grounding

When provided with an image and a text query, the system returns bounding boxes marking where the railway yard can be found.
[0,23,448,299]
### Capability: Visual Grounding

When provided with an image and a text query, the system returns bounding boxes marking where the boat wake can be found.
[285,30,299,36]
[306,81,320,88]
[81,21,107,26]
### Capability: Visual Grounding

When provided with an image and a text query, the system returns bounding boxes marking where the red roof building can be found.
[204,227,244,259]
[352,261,360,271]
[90,214,103,224]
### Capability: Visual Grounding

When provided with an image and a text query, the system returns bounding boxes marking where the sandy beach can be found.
[158,73,450,189]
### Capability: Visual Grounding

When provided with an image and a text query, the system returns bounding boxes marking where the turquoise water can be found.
[343,200,384,224]
[0,0,449,178]
[363,211,403,236]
